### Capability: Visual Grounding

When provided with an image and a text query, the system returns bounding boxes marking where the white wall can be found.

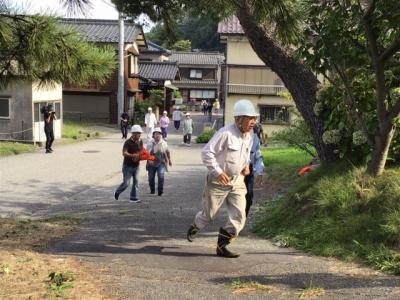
[226,36,265,66]
[32,82,63,142]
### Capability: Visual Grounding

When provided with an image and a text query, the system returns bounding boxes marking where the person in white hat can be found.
[182,112,194,146]
[144,107,157,140]
[186,99,258,258]
[146,127,172,196]
[172,106,183,130]
[159,110,170,140]
[114,124,144,203]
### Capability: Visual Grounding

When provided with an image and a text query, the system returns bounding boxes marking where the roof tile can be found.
[170,52,224,65]
[139,62,179,80]
[217,15,244,35]
[59,18,142,44]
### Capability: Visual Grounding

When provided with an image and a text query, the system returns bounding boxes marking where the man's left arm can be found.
[253,140,265,187]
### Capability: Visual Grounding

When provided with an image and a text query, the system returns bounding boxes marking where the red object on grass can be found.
[298,163,319,176]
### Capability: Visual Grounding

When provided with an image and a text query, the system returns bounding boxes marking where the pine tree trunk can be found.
[236,5,338,162]
[366,126,395,176]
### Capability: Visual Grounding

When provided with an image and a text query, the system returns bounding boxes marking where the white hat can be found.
[185,112,191,116]
[131,124,143,133]
[148,107,152,111]
[163,110,168,114]
[153,127,162,134]
[233,99,259,117]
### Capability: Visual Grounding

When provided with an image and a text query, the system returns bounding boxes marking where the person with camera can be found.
[43,104,57,154]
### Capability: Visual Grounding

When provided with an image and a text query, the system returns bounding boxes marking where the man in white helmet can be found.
[186,99,258,258]
[144,107,157,140]
[114,124,144,203]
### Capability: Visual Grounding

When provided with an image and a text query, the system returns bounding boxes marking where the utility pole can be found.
[117,12,125,123]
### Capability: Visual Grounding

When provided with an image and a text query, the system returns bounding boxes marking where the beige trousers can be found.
[194,174,247,236]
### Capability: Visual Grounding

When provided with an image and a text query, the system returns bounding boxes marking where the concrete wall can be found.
[225,94,294,137]
[0,82,33,141]
[0,82,62,142]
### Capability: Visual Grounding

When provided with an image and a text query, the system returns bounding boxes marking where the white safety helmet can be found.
[233,99,259,117]
[163,110,168,114]
[148,107,152,111]
[131,124,143,133]
[153,127,162,134]
[185,112,191,116]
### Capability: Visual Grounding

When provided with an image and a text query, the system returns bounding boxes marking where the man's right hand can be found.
[131,153,140,163]
[217,172,231,185]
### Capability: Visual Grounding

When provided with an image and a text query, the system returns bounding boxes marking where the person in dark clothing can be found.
[120,111,130,139]
[43,104,56,153]
[207,101,213,121]
[114,125,144,203]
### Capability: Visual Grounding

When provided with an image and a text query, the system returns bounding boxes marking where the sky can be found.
[11,0,154,31]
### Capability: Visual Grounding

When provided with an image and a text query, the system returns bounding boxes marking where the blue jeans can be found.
[161,127,167,138]
[148,164,166,194]
[116,164,139,200]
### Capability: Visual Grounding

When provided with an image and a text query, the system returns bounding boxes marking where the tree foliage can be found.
[145,8,221,51]
[0,4,117,88]
[170,39,191,51]
[298,0,400,175]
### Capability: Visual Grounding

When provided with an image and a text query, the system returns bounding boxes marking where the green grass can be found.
[62,121,101,140]
[0,122,105,156]
[252,160,400,274]
[262,147,313,182]
[0,142,36,156]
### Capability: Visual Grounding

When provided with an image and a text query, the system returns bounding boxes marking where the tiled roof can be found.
[59,18,143,43]
[139,62,179,80]
[170,52,224,65]
[218,15,244,35]
[172,79,219,89]
[144,41,171,55]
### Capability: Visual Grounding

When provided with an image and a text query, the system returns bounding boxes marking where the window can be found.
[189,90,215,99]
[129,55,138,76]
[0,97,11,118]
[260,106,290,124]
[190,69,203,79]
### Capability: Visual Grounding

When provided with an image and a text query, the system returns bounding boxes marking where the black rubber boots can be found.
[216,227,240,258]
[186,223,199,242]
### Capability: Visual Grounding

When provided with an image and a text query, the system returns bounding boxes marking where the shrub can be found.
[196,128,216,143]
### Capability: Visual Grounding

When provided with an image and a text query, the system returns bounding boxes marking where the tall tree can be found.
[0,4,116,88]
[298,0,400,176]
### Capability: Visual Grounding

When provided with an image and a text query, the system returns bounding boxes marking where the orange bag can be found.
[139,148,156,161]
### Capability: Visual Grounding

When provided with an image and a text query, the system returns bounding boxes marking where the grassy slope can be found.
[254,147,400,275]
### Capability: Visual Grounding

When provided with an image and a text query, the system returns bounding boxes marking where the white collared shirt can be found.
[201,124,252,178]
[145,112,157,128]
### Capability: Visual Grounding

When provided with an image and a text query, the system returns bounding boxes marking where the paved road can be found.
[1,115,399,299]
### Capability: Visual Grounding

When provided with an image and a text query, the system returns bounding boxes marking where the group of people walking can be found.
[115,99,264,259]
